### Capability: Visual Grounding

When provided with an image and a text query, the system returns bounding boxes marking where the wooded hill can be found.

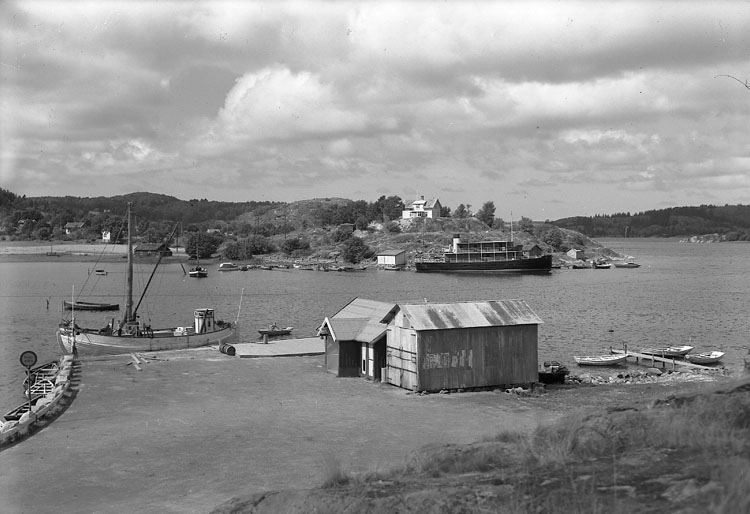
[553,205,750,240]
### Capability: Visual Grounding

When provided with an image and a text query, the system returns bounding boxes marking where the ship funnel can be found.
[194,308,215,334]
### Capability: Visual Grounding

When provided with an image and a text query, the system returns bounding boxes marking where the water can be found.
[1,238,748,413]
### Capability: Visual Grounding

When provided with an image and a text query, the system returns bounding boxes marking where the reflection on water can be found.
[1,238,748,412]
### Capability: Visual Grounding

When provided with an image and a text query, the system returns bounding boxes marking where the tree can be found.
[440,205,451,217]
[476,201,496,227]
[518,216,534,233]
[186,233,223,260]
[453,204,468,218]
[281,237,310,256]
[341,236,372,264]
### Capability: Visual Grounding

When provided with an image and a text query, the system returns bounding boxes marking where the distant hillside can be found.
[553,204,750,240]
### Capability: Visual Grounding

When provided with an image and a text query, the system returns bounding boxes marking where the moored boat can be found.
[217,262,240,271]
[574,354,629,366]
[640,345,694,357]
[538,361,570,384]
[63,300,120,311]
[258,324,293,337]
[613,261,640,268]
[188,265,208,278]
[56,203,239,357]
[415,234,552,273]
[684,351,725,364]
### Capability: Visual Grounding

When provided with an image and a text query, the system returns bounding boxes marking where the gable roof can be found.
[322,297,398,344]
[395,300,543,331]
[407,197,440,209]
[332,297,398,322]
[377,249,405,257]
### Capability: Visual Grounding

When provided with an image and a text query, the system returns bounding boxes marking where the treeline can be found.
[552,204,750,240]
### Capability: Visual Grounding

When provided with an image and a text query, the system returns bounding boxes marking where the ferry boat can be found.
[415,234,552,273]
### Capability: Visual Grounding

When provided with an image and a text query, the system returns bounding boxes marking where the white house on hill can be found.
[402,196,441,219]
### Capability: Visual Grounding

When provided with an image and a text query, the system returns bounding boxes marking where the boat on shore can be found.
[63,300,120,311]
[574,354,629,366]
[684,351,724,364]
[538,361,570,384]
[613,261,640,268]
[415,234,552,273]
[217,262,240,271]
[57,203,239,357]
[640,345,694,358]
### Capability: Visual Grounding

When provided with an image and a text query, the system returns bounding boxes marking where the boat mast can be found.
[124,202,134,323]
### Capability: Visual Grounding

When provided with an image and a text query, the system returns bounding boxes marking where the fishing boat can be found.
[684,351,725,364]
[57,203,239,357]
[574,354,629,366]
[258,323,293,337]
[63,299,120,311]
[415,234,552,273]
[640,345,694,358]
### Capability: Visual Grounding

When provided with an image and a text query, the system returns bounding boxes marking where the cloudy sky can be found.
[1,1,748,220]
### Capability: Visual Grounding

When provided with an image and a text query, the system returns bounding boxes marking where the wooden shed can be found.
[318,298,398,380]
[134,242,172,257]
[383,300,542,392]
[376,250,407,268]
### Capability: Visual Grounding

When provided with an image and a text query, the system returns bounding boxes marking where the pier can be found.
[611,348,720,372]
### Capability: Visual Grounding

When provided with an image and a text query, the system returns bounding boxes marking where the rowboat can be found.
[640,345,694,357]
[684,351,725,364]
[63,300,120,311]
[574,354,629,366]
[258,324,293,337]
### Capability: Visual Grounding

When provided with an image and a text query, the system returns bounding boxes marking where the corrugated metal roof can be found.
[328,318,369,341]
[377,249,405,256]
[332,297,397,323]
[399,300,543,331]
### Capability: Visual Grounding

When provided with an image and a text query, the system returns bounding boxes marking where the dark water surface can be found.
[1,238,748,412]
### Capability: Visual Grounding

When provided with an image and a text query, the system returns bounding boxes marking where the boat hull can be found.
[640,346,694,357]
[63,300,120,311]
[415,255,553,273]
[574,355,629,366]
[57,324,238,357]
[685,352,724,364]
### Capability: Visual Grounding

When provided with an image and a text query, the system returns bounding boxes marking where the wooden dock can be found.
[611,348,720,372]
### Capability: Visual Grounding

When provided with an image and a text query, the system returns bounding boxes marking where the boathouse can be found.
[318,298,398,380]
[134,242,172,257]
[383,300,542,392]
[376,249,407,268]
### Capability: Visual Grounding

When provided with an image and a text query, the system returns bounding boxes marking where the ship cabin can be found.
[445,234,523,263]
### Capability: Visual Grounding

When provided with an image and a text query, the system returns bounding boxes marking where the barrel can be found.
[219,343,236,356]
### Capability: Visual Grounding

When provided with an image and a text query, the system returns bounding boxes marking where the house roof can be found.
[332,297,398,322]
[395,300,543,331]
[407,197,440,209]
[64,222,85,229]
[322,297,398,343]
[377,249,405,257]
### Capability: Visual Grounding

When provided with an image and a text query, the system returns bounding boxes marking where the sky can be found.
[1,1,749,220]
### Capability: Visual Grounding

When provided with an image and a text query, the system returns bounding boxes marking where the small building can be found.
[376,249,407,268]
[524,244,544,258]
[134,242,172,257]
[383,300,542,392]
[64,222,85,235]
[318,298,398,380]
[567,248,584,260]
[102,230,111,243]
[402,196,442,219]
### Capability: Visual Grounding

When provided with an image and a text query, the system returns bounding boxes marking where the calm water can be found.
[1,238,748,413]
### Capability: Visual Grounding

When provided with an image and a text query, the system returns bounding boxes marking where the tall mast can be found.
[124,202,134,323]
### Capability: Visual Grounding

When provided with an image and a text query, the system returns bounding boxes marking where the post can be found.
[263,333,269,344]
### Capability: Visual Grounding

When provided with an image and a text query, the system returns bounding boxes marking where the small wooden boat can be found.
[218,262,240,271]
[258,324,293,337]
[538,361,570,384]
[640,345,694,357]
[684,351,725,364]
[188,265,208,278]
[574,354,629,366]
[63,300,120,311]
[614,261,640,268]
[94,269,108,276]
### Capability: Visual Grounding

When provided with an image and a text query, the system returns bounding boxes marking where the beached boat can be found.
[574,354,629,366]
[57,203,239,357]
[415,234,552,273]
[63,300,120,311]
[538,361,570,384]
[258,324,293,337]
[613,261,640,268]
[684,351,725,364]
[640,345,694,358]
[217,262,240,271]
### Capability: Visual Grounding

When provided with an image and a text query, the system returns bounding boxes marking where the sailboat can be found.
[188,236,208,278]
[57,203,239,356]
